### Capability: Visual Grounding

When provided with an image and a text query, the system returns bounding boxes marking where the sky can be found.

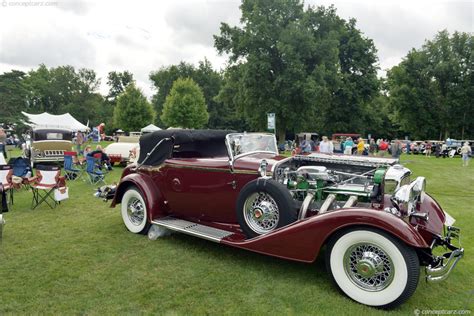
[0,0,472,98]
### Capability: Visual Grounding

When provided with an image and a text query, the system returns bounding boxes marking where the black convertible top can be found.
[137,129,234,165]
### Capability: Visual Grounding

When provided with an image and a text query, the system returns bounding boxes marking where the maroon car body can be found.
[110,130,463,308]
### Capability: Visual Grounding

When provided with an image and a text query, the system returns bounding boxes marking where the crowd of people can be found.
[298,135,401,158]
[294,134,471,166]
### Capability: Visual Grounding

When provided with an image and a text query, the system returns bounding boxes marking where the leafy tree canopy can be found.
[0,70,29,124]
[387,30,473,139]
[113,84,155,132]
[161,78,209,129]
[150,59,231,129]
[107,71,134,102]
[214,0,379,141]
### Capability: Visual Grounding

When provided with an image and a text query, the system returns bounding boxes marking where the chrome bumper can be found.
[426,226,464,283]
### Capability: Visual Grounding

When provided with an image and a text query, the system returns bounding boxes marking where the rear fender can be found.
[111,173,167,220]
[222,208,429,263]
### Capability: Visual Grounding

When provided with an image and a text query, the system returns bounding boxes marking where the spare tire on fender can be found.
[236,178,297,238]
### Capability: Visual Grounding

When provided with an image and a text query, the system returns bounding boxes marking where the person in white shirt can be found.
[319,136,334,154]
[460,142,472,166]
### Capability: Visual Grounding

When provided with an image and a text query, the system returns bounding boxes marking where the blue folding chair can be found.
[64,155,82,181]
[86,156,106,185]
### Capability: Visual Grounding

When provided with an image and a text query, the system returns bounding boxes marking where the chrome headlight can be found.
[391,176,426,215]
[258,159,268,177]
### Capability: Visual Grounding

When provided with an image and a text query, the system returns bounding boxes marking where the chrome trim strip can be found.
[151,217,233,243]
[295,153,398,168]
[141,163,261,175]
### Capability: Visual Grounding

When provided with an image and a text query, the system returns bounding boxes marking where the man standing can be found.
[319,136,334,154]
[378,139,388,157]
[300,135,312,153]
[391,139,401,158]
[369,138,376,156]
[76,130,84,155]
[461,142,472,167]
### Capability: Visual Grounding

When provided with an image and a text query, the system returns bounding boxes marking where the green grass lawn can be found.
[0,153,472,314]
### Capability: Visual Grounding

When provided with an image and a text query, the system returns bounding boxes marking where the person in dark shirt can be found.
[88,145,112,170]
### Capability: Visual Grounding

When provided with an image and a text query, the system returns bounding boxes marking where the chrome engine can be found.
[272,154,405,217]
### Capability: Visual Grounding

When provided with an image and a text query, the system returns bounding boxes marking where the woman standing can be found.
[343,137,354,155]
[356,138,365,155]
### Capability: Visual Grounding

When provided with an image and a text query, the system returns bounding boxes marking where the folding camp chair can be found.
[64,153,82,180]
[30,165,66,209]
[0,165,13,208]
[86,156,106,185]
[92,153,110,174]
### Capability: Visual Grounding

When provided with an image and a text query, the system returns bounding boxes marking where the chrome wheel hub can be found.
[356,252,384,278]
[243,193,279,234]
[127,197,145,226]
[344,243,394,291]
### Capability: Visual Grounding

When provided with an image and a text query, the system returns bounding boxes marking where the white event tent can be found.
[22,112,89,132]
[141,124,161,134]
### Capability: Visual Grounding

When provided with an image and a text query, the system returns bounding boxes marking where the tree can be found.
[23,64,104,122]
[0,70,29,124]
[106,71,134,102]
[161,78,209,128]
[113,84,155,132]
[387,30,473,139]
[149,59,227,128]
[214,1,379,141]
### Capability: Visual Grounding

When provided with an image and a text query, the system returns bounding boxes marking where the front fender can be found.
[111,173,167,220]
[222,208,429,263]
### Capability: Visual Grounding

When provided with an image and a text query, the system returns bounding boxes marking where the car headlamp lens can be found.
[392,177,426,215]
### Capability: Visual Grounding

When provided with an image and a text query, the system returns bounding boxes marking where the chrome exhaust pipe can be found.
[319,194,336,214]
[343,195,358,208]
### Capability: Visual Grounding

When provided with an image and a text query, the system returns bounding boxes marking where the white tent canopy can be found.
[141,124,161,133]
[22,112,89,132]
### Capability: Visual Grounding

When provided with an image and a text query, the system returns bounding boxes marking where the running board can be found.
[151,217,234,242]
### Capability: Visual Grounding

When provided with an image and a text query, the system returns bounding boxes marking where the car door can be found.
[162,158,240,223]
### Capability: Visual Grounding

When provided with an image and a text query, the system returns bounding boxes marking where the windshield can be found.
[226,133,278,159]
[33,130,72,141]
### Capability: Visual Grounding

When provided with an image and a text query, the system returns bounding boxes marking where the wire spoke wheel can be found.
[243,192,280,234]
[127,197,145,226]
[343,242,394,291]
[121,187,150,234]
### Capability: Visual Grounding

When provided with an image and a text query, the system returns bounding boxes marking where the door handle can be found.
[227,180,237,189]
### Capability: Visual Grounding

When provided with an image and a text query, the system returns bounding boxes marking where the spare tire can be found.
[236,178,297,238]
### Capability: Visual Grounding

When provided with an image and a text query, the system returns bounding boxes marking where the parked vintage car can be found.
[110,130,463,308]
[445,139,474,157]
[104,135,140,165]
[24,128,73,167]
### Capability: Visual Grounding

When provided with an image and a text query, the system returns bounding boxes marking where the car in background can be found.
[445,139,474,157]
[104,135,140,165]
[25,128,73,168]
[410,141,426,155]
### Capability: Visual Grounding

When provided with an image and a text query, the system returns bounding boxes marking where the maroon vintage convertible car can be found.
[110,130,463,308]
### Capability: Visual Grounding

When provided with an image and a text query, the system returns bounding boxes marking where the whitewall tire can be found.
[121,187,150,234]
[325,228,419,309]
